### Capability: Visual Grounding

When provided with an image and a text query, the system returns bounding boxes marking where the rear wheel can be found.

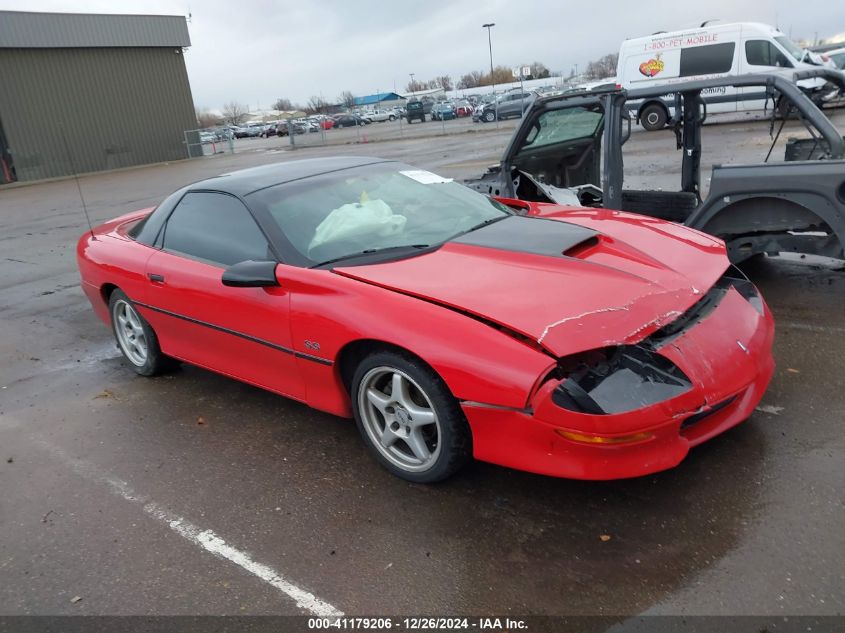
[109,289,173,376]
[640,103,668,131]
[352,351,471,483]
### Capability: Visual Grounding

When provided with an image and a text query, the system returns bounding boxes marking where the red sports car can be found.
[77,157,775,483]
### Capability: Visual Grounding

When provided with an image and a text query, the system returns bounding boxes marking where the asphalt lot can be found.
[1,112,844,621]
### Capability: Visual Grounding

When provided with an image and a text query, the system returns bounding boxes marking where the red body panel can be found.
[77,202,775,480]
[334,211,727,357]
[140,250,305,400]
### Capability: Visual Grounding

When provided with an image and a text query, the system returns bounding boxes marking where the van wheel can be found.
[640,103,668,131]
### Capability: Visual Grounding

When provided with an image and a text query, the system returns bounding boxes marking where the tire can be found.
[483,110,495,123]
[389,115,395,121]
[109,289,173,377]
[640,103,668,131]
[351,350,471,483]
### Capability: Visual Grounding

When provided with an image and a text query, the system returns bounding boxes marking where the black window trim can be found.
[155,189,283,269]
[678,42,736,77]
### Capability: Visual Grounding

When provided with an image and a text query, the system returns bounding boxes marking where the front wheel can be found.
[109,289,173,376]
[483,110,495,123]
[352,351,471,483]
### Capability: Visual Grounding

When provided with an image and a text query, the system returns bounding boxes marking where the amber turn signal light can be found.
[555,429,653,445]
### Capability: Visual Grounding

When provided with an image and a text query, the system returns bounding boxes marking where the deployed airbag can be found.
[309,197,407,252]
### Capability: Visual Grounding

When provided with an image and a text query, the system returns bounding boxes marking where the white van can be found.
[617,22,827,130]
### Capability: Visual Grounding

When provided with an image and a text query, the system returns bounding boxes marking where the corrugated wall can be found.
[0,46,196,181]
[0,11,191,48]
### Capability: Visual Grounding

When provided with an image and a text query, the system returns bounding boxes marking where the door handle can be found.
[148,273,165,283]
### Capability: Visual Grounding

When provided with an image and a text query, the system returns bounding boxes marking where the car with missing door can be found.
[77,157,774,483]
[467,68,845,264]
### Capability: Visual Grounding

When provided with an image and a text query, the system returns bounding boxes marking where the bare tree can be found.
[458,71,484,89]
[529,61,551,79]
[196,108,220,129]
[436,75,453,91]
[222,101,248,125]
[338,90,355,108]
[306,95,328,114]
[272,97,293,111]
[584,53,618,80]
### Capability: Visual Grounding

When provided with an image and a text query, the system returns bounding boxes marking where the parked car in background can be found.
[431,103,456,121]
[240,124,263,138]
[212,128,234,142]
[454,101,472,117]
[275,121,289,137]
[199,131,215,144]
[364,109,397,122]
[333,114,367,128]
[260,124,278,138]
[475,91,535,122]
[827,47,845,69]
[406,100,426,123]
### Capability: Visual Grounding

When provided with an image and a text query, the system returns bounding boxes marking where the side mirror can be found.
[222,260,279,288]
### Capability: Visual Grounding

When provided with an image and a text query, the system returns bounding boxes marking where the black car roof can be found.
[188,156,394,196]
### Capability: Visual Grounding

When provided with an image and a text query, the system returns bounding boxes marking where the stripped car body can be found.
[466,68,845,263]
[77,157,774,481]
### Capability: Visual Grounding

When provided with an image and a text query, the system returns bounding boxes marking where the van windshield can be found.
[775,36,804,62]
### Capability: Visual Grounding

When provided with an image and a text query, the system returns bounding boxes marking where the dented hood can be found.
[334,215,729,357]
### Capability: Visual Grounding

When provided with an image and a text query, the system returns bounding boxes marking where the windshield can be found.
[248,163,511,266]
[775,36,805,62]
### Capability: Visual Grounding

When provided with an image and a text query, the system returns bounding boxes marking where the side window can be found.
[679,42,736,76]
[519,106,604,151]
[745,40,792,68]
[163,192,270,267]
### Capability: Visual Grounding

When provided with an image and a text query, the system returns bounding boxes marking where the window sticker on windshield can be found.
[399,170,453,185]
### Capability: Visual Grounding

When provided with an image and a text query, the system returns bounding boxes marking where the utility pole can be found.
[482,23,497,126]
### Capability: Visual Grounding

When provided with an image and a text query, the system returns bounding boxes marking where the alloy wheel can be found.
[357,366,442,473]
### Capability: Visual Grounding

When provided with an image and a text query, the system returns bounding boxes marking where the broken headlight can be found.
[552,346,691,415]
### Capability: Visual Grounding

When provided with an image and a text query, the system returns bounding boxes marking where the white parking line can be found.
[36,439,344,617]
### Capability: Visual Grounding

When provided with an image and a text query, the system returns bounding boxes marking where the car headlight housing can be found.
[552,345,691,415]
[550,266,763,416]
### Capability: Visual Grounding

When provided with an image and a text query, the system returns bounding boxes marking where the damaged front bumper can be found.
[461,279,775,480]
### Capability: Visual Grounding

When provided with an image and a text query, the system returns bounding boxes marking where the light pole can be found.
[409,73,416,96]
[482,23,497,125]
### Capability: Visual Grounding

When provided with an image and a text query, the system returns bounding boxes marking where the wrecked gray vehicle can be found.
[466,69,845,263]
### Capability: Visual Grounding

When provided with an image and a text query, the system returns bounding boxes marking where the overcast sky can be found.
[3,0,844,111]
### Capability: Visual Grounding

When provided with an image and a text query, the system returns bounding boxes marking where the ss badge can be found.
[304,340,321,351]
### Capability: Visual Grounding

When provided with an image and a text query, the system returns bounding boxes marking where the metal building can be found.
[0,10,196,184]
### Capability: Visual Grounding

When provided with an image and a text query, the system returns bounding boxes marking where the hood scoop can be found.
[452,216,598,259]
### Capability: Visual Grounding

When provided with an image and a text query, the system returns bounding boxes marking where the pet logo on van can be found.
[639,53,665,77]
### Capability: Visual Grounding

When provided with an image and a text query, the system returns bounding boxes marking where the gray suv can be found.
[476,91,535,122]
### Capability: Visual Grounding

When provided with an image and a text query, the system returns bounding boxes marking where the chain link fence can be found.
[185,78,576,158]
